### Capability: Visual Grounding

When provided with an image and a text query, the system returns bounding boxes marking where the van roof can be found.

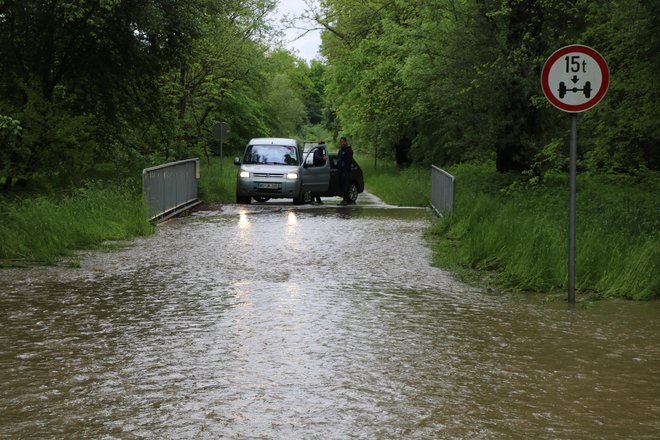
[248,137,298,147]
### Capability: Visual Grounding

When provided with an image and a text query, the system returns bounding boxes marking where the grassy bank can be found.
[362,160,658,300]
[0,183,154,266]
[428,164,659,300]
[198,156,237,203]
[360,157,430,206]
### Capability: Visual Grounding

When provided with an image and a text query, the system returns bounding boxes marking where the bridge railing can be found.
[431,165,455,216]
[142,158,201,221]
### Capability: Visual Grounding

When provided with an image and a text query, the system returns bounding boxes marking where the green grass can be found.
[198,156,238,203]
[360,157,431,206]
[427,163,659,300]
[0,182,154,265]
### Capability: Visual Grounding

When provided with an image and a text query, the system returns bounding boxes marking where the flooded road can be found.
[1,198,659,439]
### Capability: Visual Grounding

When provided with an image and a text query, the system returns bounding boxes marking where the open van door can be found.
[300,146,330,201]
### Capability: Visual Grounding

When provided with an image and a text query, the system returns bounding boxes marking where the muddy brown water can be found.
[1,198,659,439]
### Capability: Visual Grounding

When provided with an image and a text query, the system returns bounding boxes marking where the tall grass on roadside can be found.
[198,156,237,203]
[359,157,430,207]
[429,163,659,300]
[0,183,153,265]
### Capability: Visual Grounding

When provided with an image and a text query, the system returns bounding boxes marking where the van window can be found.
[243,145,299,165]
[304,147,327,167]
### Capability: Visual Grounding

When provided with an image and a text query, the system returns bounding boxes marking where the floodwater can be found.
[1,196,659,439]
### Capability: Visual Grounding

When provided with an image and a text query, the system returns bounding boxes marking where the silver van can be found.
[233,137,303,204]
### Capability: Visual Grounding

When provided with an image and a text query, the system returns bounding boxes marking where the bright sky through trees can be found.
[271,0,322,62]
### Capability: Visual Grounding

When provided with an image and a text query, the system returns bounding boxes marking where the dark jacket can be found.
[337,146,353,173]
[313,148,326,166]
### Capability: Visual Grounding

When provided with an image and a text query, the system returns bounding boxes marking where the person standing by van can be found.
[337,136,354,205]
[312,147,326,203]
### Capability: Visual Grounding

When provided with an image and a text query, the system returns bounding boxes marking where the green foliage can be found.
[580,0,660,171]
[2,0,658,195]
[0,114,23,178]
[264,73,306,134]
[159,2,278,162]
[0,183,153,265]
[0,0,322,193]
[0,0,201,190]
[429,164,659,300]
[360,158,430,207]
[298,124,336,149]
[318,0,660,173]
[305,61,327,125]
[0,115,21,136]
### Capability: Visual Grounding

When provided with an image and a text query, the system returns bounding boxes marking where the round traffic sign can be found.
[541,44,609,113]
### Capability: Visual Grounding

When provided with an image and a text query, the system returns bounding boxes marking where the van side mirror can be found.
[233,157,241,165]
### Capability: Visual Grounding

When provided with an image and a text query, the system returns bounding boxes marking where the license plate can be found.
[257,183,280,189]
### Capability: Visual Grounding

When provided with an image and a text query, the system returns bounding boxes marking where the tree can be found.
[0,0,202,189]
[580,0,660,172]
[317,0,417,162]
[305,60,326,125]
[0,0,316,189]
[161,0,278,161]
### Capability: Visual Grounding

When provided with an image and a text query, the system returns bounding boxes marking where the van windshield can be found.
[243,145,299,165]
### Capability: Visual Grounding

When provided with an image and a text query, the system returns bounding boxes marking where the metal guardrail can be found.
[142,158,201,221]
[431,165,455,216]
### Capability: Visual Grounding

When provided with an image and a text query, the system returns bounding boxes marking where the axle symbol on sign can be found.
[558,79,592,99]
[557,54,592,99]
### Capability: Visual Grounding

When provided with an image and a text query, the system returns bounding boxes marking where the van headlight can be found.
[239,170,250,178]
[286,172,298,180]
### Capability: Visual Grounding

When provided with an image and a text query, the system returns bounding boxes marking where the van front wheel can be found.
[237,195,252,204]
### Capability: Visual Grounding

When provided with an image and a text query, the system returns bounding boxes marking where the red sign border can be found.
[541,44,609,113]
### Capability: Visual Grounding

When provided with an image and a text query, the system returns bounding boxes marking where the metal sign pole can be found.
[568,113,577,304]
[212,121,230,176]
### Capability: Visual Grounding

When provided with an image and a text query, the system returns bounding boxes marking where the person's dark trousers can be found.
[341,171,350,201]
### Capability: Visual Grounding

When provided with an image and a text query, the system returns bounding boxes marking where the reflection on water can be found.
[286,210,297,226]
[0,205,658,439]
[238,211,250,229]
